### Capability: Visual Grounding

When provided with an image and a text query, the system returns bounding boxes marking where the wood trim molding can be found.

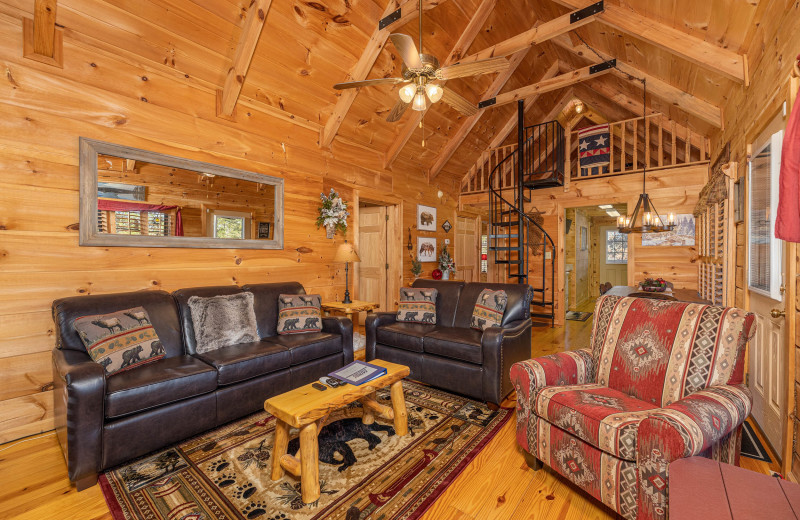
[22,1,63,68]
[217,0,273,118]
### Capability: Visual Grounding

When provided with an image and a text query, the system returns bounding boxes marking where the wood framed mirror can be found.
[79,138,284,249]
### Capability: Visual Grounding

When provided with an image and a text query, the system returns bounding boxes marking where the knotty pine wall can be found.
[0,11,461,444]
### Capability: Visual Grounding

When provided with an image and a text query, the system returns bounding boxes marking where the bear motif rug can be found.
[99,381,511,520]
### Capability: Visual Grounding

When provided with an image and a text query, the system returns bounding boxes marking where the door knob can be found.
[770,309,786,318]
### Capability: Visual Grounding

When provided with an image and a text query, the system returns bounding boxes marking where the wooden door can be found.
[456,216,478,282]
[599,226,628,287]
[357,206,387,316]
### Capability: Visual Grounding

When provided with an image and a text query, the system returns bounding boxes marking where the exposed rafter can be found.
[549,0,747,84]
[217,0,273,118]
[550,34,723,128]
[22,0,63,68]
[320,0,447,149]
[429,56,554,180]
[382,0,497,169]
[478,61,614,109]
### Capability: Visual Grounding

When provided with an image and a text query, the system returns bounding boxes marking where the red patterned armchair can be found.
[510,296,755,520]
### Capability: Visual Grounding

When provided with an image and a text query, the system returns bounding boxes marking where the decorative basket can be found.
[640,278,668,292]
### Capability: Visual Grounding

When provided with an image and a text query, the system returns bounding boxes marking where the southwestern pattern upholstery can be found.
[510,295,755,520]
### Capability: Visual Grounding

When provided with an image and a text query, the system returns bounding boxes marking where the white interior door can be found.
[357,206,387,322]
[600,226,628,287]
[747,116,786,454]
[456,216,478,282]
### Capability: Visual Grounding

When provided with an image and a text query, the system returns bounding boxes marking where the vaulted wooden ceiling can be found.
[33,0,785,188]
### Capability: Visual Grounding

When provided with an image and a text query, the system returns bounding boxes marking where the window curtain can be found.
[775,82,800,242]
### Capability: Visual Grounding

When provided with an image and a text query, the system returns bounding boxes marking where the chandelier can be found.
[617,80,675,234]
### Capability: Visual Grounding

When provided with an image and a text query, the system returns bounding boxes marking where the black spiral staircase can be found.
[489,100,564,326]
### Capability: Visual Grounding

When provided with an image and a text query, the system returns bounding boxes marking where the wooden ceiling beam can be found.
[482,61,614,109]
[382,0,497,169]
[22,0,63,68]
[427,49,530,180]
[320,0,447,149]
[549,0,748,84]
[551,34,723,128]
[456,1,604,64]
[217,0,273,118]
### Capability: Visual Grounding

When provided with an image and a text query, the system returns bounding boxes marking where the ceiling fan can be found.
[333,1,510,124]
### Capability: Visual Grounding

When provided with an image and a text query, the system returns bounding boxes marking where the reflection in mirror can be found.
[96,155,276,240]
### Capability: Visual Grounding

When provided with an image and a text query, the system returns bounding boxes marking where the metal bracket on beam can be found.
[478,97,497,109]
[590,59,616,74]
[379,8,402,30]
[570,0,604,24]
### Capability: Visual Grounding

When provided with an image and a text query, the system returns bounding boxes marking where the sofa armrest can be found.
[321,316,354,364]
[480,319,532,405]
[636,384,751,518]
[52,348,106,489]
[365,312,397,360]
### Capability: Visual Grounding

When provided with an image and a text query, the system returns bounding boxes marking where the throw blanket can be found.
[776,81,800,242]
[578,123,610,176]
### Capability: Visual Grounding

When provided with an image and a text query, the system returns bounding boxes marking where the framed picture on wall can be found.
[417,237,437,262]
[641,214,696,246]
[417,204,436,232]
[580,226,588,251]
[257,221,271,239]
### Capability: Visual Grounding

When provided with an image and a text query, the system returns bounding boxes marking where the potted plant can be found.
[410,255,422,279]
[316,189,349,238]
[438,245,456,280]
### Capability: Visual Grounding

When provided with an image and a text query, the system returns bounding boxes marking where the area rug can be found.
[99,381,511,520]
[565,311,592,322]
[740,420,772,463]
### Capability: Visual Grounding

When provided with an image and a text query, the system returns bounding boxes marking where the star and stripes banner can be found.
[578,123,611,176]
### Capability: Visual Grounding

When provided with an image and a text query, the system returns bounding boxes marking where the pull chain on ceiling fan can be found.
[333,0,510,147]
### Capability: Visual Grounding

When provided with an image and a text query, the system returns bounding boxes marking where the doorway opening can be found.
[564,204,628,312]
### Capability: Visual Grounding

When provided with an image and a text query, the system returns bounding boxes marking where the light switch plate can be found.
[545,251,552,259]
[444,239,450,245]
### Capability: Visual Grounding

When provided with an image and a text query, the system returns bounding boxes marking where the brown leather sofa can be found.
[52,282,352,490]
[365,280,533,405]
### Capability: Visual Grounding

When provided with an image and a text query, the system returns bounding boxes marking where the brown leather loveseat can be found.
[365,280,533,405]
[52,282,352,490]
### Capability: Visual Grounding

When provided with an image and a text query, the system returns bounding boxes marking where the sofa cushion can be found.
[277,294,322,334]
[454,283,533,328]
[188,292,260,354]
[410,280,465,327]
[376,322,435,353]
[535,384,659,461]
[397,288,438,324]
[267,332,342,365]
[104,355,217,419]
[195,341,291,385]
[242,282,306,338]
[423,327,483,364]
[73,307,165,376]
[172,286,243,355]
[470,289,508,331]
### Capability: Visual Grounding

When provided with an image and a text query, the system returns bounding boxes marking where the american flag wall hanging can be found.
[578,123,611,176]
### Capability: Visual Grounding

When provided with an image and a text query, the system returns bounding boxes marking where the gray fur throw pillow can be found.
[188,292,259,354]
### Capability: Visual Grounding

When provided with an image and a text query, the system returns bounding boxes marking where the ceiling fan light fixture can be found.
[425,83,444,103]
[398,84,416,104]
[575,101,585,114]
[412,88,428,111]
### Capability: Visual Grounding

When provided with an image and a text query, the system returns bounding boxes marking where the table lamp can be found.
[334,242,360,304]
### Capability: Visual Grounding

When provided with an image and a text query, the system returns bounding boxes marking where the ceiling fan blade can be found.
[389,34,423,70]
[333,77,406,90]
[441,88,478,117]
[435,57,510,80]
[386,99,410,122]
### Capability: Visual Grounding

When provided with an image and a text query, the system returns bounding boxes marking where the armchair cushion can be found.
[423,327,483,364]
[536,384,658,461]
[375,322,433,353]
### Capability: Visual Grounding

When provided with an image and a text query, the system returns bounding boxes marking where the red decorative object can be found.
[431,269,443,280]
[641,277,668,292]
[481,253,488,260]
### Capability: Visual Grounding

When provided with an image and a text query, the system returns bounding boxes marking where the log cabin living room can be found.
[1,0,800,519]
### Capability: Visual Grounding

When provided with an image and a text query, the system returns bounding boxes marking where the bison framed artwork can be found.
[417,237,437,262]
[417,204,436,231]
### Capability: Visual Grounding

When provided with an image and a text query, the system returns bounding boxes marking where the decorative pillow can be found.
[470,289,508,331]
[396,288,438,324]
[277,294,322,334]
[188,292,259,353]
[73,306,165,376]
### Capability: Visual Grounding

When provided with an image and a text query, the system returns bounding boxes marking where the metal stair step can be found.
[495,260,523,265]
[530,300,553,307]
[492,221,518,227]
[489,234,519,239]
[531,311,555,319]
[490,246,522,251]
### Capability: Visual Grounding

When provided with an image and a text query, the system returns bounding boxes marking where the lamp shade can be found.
[334,242,361,263]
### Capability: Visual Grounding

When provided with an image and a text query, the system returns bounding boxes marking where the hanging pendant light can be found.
[617,80,675,235]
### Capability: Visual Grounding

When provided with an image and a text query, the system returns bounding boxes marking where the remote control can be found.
[320,376,343,388]
[311,382,327,391]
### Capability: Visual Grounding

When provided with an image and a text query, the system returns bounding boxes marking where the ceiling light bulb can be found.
[412,89,428,111]
[575,101,585,114]
[399,84,416,104]
[425,83,444,103]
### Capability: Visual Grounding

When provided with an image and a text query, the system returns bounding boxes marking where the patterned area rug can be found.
[99,381,511,520]
[565,311,592,322]
[740,420,772,463]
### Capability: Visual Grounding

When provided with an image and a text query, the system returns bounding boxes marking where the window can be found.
[107,210,171,236]
[147,212,170,237]
[114,211,142,235]
[605,230,628,264]
[748,119,784,300]
[214,215,245,239]
[480,234,488,273]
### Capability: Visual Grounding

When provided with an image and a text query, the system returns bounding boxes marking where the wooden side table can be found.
[320,300,380,321]
[264,359,410,504]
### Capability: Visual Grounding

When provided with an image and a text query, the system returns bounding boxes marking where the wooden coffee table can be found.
[264,359,410,503]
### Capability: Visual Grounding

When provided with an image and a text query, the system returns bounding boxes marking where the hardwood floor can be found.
[0,301,779,520]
